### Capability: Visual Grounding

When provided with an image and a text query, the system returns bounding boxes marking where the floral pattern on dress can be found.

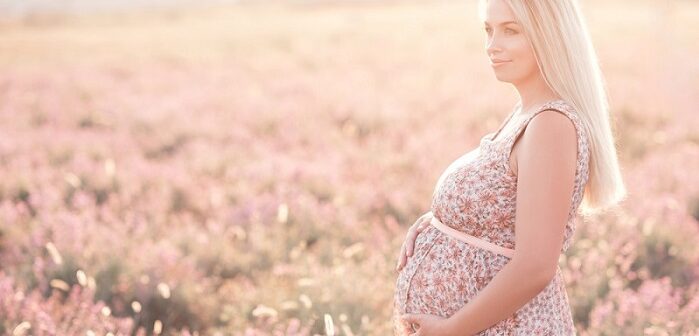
[393,99,590,335]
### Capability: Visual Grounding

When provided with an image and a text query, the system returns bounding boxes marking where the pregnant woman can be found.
[392,0,627,335]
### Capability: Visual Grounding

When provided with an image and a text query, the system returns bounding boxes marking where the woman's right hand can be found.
[395,211,434,272]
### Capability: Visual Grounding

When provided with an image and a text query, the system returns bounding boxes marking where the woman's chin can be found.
[493,74,513,83]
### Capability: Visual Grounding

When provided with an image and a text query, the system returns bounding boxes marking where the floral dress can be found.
[393,99,590,335]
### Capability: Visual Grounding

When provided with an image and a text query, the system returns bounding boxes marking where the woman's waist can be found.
[429,216,515,258]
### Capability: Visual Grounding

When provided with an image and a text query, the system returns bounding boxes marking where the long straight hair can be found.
[478,0,627,216]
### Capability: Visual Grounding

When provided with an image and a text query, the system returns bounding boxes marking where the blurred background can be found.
[0,0,697,335]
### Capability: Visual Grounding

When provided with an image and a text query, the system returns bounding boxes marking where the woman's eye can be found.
[484,27,515,35]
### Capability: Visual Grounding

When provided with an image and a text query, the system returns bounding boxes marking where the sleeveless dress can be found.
[392,99,591,335]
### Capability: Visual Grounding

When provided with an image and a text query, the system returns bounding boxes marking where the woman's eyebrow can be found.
[484,20,518,26]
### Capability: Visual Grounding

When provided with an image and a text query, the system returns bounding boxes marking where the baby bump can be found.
[394,226,438,311]
[395,231,513,317]
[406,238,480,317]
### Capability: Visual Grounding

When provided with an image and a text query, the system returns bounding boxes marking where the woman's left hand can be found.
[400,313,453,336]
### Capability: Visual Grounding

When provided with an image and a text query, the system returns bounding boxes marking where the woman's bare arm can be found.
[443,111,578,335]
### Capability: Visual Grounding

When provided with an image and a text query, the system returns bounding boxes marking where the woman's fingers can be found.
[397,225,416,270]
[397,212,434,271]
[406,227,419,257]
[396,229,415,270]
[396,240,407,270]
[418,217,431,232]
[408,216,432,256]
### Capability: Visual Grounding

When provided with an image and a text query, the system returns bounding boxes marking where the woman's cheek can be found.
[514,43,537,72]
[513,39,532,60]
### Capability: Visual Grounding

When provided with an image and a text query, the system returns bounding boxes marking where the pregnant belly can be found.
[395,230,512,317]
[408,239,474,316]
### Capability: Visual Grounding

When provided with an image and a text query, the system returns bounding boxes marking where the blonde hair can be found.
[478,0,628,216]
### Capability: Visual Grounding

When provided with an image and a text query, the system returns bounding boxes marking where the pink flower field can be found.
[0,0,697,335]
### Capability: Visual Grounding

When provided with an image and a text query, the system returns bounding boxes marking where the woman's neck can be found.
[514,73,561,114]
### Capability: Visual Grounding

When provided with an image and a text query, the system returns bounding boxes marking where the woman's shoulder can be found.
[525,100,591,171]
[530,100,588,142]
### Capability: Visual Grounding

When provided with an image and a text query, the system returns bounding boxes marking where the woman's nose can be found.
[485,30,507,54]
[486,36,502,55]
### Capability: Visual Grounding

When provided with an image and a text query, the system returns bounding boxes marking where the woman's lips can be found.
[490,60,511,67]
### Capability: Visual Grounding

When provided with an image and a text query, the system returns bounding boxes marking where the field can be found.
[0,0,698,335]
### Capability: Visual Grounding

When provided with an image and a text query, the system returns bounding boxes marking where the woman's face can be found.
[482,0,539,85]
